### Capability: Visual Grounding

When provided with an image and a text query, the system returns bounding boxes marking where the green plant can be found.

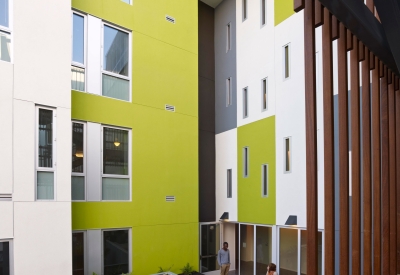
[92,273,97,275]
[158,264,173,273]
[180,263,194,275]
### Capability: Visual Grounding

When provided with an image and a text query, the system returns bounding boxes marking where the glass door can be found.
[200,223,221,274]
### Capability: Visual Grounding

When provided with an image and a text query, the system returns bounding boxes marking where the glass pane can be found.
[279,228,298,275]
[227,169,232,198]
[71,66,85,91]
[240,224,254,275]
[0,242,10,275]
[244,147,249,177]
[37,171,54,200]
[262,165,268,196]
[300,231,322,275]
[256,226,272,275]
[102,178,129,200]
[72,176,85,201]
[263,79,267,110]
[103,230,129,275]
[72,123,84,172]
[103,127,129,175]
[102,74,129,101]
[38,109,53,168]
[72,232,85,275]
[262,0,266,25]
[72,14,84,64]
[0,31,11,62]
[200,224,220,273]
[285,46,289,78]
[0,0,8,27]
[285,138,290,172]
[103,25,129,76]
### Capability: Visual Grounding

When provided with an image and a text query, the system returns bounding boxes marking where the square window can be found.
[103,230,129,274]
[0,0,9,28]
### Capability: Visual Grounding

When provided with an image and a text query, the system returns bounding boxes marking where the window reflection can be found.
[0,242,10,275]
[103,25,129,77]
[38,109,53,168]
[103,127,128,175]
[103,230,129,275]
[72,233,85,275]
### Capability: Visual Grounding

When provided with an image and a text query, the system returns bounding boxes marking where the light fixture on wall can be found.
[219,212,229,221]
[285,215,297,226]
[75,151,83,158]
[114,138,120,147]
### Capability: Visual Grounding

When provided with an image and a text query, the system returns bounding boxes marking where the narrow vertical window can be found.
[0,0,11,62]
[102,127,130,200]
[72,232,85,275]
[226,78,232,106]
[262,78,267,111]
[243,147,249,177]
[284,44,290,78]
[0,241,10,275]
[226,23,231,52]
[243,0,247,20]
[227,169,232,198]
[261,0,266,25]
[285,137,291,172]
[37,108,55,200]
[72,13,86,91]
[262,164,268,197]
[243,87,248,118]
[103,230,129,274]
[72,122,85,200]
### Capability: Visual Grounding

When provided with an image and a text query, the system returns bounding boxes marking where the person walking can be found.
[217,242,230,275]
[266,263,278,275]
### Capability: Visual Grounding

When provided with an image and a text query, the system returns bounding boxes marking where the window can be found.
[279,228,298,275]
[121,0,131,4]
[36,107,55,200]
[72,122,85,201]
[103,230,129,274]
[262,78,268,111]
[243,147,249,177]
[284,44,290,79]
[226,23,231,52]
[0,0,11,62]
[102,24,130,101]
[284,137,291,173]
[0,241,10,275]
[226,78,232,106]
[262,164,268,197]
[102,127,130,200]
[261,0,266,25]
[72,12,86,91]
[227,169,232,198]
[243,87,248,118]
[72,232,85,275]
[243,0,247,20]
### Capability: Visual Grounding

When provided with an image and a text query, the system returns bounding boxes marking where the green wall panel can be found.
[237,117,276,225]
[275,0,295,26]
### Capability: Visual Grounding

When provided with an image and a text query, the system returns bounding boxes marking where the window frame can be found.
[226,77,232,106]
[0,0,13,63]
[71,121,87,201]
[226,23,231,52]
[72,231,87,275]
[284,136,292,173]
[227,169,232,198]
[100,125,132,201]
[100,22,132,102]
[283,43,291,80]
[0,239,13,275]
[261,164,268,197]
[242,0,248,21]
[101,228,132,275]
[243,87,249,118]
[71,11,87,92]
[261,77,268,111]
[243,146,249,178]
[35,106,57,201]
[261,0,267,26]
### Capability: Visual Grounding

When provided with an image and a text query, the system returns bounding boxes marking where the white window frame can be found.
[261,164,268,197]
[71,11,87,92]
[71,121,87,201]
[226,23,231,52]
[0,239,14,275]
[100,22,132,102]
[35,106,57,201]
[226,77,232,106]
[100,125,132,201]
[260,0,267,27]
[227,169,232,198]
[242,0,248,21]
[283,43,291,80]
[0,0,13,63]
[101,228,132,275]
[72,231,87,275]
[284,136,292,173]
[243,146,249,178]
[261,77,268,111]
[243,87,249,118]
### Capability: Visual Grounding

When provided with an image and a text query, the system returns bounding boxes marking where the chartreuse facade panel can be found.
[237,116,276,225]
[71,0,198,274]
[274,0,296,26]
